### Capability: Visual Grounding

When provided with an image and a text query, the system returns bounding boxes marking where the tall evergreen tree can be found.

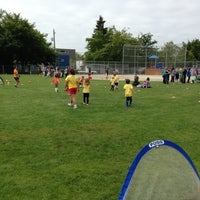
[85,16,110,61]
[95,15,107,34]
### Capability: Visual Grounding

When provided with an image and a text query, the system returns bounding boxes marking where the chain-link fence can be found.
[82,44,200,75]
[83,60,200,75]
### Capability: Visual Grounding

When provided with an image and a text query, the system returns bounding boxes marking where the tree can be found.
[157,41,186,67]
[85,15,110,61]
[138,32,157,47]
[85,16,139,61]
[0,10,56,69]
[85,16,158,62]
[76,52,84,60]
[186,39,200,61]
[95,15,107,34]
[103,27,139,61]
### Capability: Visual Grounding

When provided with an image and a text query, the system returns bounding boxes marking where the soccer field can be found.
[0,74,199,200]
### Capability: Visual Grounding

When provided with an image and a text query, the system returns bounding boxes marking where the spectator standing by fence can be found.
[194,67,199,78]
[187,68,191,83]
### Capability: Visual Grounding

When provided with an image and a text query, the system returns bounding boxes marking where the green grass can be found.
[0,74,199,200]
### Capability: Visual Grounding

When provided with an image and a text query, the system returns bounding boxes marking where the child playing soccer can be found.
[114,73,119,89]
[123,79,133,108]
[87,73,92,81]
[82,78,90,105]
[13,66,20,87]
[65,68,79,109]
[53,73,60,92]
[110,76,115,91]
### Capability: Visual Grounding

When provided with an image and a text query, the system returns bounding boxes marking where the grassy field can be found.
[0,74,199,200]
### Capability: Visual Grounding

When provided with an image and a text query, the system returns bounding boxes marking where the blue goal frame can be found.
[118,139,200,200]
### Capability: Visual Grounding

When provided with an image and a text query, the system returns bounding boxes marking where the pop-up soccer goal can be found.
[119,140,200,200]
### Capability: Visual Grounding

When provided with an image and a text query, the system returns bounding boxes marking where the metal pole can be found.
[174,47,177,68]
[134,46,136,74]
[53,29,56,49]
[145,47,147,69]
[122,45,124,75]
[184,46,187,67]
[165,50,167,67]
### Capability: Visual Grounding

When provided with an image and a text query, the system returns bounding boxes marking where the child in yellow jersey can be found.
[110,76,115,91]
[82,78,90,105]
[65,68,79,109]
[123,79,133,108]
[114,74,119,89]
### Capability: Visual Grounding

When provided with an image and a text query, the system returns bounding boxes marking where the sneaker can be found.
[68,103,72,106]
[73,104,77,109]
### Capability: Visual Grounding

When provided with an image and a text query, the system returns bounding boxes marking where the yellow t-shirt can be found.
[114,75,119,83]
[110,77,115,85]
[83,83,90,93]
[123,83,133,97]
[65,75,78,89]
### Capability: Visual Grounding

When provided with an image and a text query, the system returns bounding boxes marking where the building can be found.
[56,48,76,68]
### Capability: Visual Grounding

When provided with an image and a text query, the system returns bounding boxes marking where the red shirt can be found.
[53,77,59,85]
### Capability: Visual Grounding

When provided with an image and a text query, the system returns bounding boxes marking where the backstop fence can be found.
[84,60,200,75]
[84,44,200,75]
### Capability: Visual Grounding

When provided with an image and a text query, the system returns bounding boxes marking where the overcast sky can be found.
[1,0,200,53]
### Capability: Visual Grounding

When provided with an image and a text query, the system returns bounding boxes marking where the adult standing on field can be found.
[194,67,199,78]
[186,68,191,83]
[161,68,166,84]
[65,68,79,109]
[105,66,109,79]
[13,66,20,87]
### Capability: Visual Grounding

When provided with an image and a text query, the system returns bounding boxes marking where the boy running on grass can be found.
[53,73,60,92]
[123,79,133,108]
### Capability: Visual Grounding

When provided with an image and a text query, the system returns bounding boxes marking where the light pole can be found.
[52,29,56,49]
